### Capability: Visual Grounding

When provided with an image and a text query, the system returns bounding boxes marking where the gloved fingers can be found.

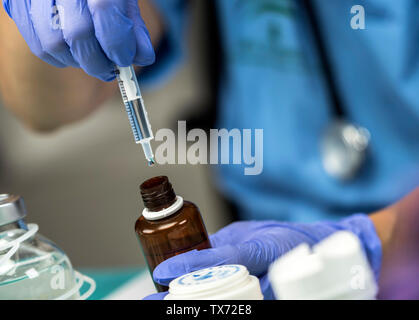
[154,237,283,286]
[236,237,284,276]
[126,0,155,66]
[209,234,223,248]
[209,220,269,247]
[209,225,242,247]
[86,0,137,67]
[6,0,66,67]
[57,0,115,81]
[153,246,240,286]
[142,292,168,300]
[2,0,11,17]
[30,0,79,67]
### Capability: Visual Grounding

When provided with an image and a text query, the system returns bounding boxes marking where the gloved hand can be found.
[2,0,155,81]
[144,214,382,300]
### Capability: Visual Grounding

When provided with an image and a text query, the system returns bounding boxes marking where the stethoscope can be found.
[303,0,371,181]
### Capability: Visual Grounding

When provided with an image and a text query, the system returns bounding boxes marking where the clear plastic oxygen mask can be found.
[115,65,155,166]
[0,194,95,300]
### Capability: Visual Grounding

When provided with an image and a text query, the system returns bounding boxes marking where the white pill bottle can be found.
[268,231,378,300]
[165,264,264,300]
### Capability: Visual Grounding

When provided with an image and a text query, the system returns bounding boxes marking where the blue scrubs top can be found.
[147,0,419,222]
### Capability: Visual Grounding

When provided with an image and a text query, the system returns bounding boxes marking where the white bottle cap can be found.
[268,231,377,300]
[142,196,184,221]
[164,265,264,300]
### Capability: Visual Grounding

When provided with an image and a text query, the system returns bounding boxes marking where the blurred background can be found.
[1,0,419,301]
[0,2,230,268]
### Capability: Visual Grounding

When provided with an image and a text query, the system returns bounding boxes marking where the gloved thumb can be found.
[153,240,281,286]
[143,292,168,300]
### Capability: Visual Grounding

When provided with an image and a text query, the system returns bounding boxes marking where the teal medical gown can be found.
[144,0,419,222]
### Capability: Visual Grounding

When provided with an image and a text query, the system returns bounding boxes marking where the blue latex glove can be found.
[144,214,382,300]
[2,0,155,81]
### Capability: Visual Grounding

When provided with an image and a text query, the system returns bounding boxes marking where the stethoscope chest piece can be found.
[321,120,370,181]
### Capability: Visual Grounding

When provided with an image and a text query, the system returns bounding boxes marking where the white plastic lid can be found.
[142,196,183,221]
[268,231,377,300]
[165,265,264,300]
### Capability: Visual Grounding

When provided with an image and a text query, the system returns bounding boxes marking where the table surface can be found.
[80,267,148,300]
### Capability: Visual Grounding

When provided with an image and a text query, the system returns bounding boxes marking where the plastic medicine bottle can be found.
[135,176,211,292]
[268,231,377,300]
[165,265,264,300]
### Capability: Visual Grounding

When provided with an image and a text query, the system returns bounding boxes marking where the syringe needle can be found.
[115,65,156,166]
[140,139,155,167]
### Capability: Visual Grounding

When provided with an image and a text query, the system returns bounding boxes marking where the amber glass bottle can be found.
[135,176,211,292]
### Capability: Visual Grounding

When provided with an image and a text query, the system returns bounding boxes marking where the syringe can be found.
[115,65,155,166]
